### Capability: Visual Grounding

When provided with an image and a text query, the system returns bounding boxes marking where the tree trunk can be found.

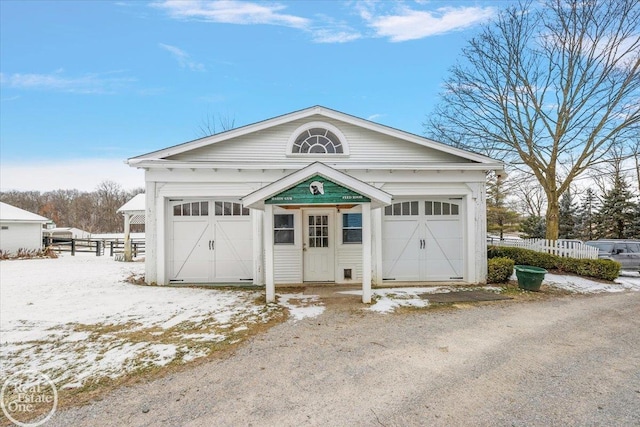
[545,197,560,240]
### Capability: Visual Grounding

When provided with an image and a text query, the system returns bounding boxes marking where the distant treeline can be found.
[1,181,144,234]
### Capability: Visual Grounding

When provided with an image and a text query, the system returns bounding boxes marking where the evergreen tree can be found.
[558,190,578,239]
[596,173,636,238]
[520,216,546,239]
[575,188,599,241]
[627,202,640,239]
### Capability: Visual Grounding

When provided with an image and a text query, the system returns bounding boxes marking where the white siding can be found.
[336,246,362,283]
[273,247,302,283]
[0,222,43,253]
[167,115,470,164]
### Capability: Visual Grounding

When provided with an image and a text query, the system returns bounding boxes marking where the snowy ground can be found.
[0,254,294,390]
[543,270,640,293]
[2,254,639,391]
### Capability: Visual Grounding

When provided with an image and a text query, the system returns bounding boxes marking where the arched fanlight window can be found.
[292,128,343,154]
[287,122,349,156]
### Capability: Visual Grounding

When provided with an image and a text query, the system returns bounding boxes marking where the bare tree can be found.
[426,0,640,239]
[633,130,640,194]
[94,181,129,233]
[198,112,236,137]
[511,173,547,217]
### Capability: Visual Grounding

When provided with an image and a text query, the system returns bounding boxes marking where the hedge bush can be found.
[487,257,514,284]
[487,246,620,281]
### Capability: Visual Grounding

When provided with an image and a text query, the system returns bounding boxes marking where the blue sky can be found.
[1,0,503,191]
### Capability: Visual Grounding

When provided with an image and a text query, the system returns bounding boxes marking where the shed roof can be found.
[117,193,146,214]
[0,202,50,223]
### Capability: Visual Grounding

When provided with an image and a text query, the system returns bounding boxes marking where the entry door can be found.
[303,210,335,282]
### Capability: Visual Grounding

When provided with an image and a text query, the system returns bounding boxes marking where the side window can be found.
[614,244,626,253]
[342,213,362,244]
[274,214,294,245]
[626,243,640,253]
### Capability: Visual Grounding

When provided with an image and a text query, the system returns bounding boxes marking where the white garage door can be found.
[382,199,464,281]
[169,200,253,283]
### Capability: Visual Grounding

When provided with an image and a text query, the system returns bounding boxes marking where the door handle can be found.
[211,240,214,250]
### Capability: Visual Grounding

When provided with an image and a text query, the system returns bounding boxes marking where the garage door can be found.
[169,200,253,283]
[382,199,464,281]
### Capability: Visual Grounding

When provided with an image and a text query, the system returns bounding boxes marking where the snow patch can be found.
[278,293,325,321]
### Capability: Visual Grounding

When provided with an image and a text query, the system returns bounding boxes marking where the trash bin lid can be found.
[514,265,548,274]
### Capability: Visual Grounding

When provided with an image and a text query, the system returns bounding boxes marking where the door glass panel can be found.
[308,215,329,248]
[201,202,209,216]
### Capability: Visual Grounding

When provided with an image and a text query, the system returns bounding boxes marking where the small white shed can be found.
[0,202,50,253]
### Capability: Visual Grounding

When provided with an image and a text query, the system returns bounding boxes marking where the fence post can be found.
[71,239,76,256]
[110,241,114,257]
[96,240,101,256]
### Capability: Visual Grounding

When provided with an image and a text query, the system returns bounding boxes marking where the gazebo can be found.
[117,193,145,261]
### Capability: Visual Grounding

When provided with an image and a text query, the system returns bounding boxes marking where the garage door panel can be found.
[214,219,253,281]
[170,201,253,283]
[383,199,464,282]
[171,220,211,281]
[382,218,421,280]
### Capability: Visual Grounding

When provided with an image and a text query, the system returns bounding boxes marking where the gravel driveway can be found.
[48,291,640,426]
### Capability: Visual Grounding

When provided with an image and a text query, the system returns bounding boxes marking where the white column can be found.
[156,195,166,285]
[466,190,478,283]
[145,181,157,285]
[124,213,132,262]
[362,203,372,304]
[252,210,264,286]
[372,207,383,285]
[264,204,275,303]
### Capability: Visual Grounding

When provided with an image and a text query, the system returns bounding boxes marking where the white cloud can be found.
[0,159,145,192]
[158,43,206,71]
[361,5,496,42]
[311,29,361,43]
[0,71,135,94]
[367,113,384,121]
[152,0,309,28]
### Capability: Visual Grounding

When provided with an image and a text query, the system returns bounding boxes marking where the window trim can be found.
[342,213,363,244]
[274,214,295,245]
[286,121,350,157]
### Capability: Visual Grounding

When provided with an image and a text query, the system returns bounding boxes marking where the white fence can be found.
[487,238,599,259]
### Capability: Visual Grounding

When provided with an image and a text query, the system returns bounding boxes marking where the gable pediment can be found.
[128,106,502,171]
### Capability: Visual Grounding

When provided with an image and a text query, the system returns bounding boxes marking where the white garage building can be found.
[127,106,504,303]
[0,202,50,253]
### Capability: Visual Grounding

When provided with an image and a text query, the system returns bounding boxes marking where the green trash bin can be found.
[514,265,547,291]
